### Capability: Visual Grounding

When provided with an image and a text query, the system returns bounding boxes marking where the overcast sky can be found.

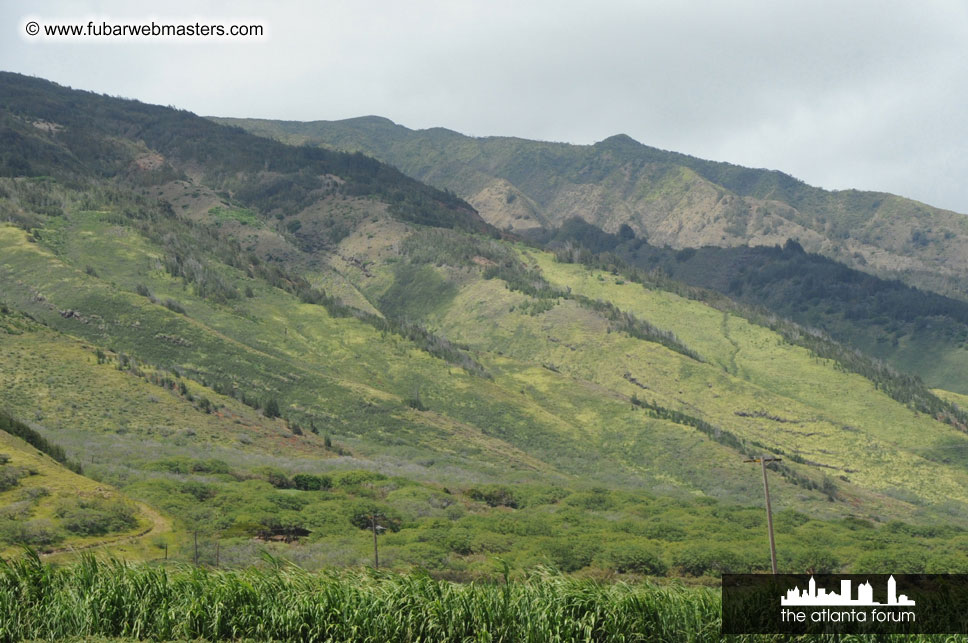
[4,0,968,213]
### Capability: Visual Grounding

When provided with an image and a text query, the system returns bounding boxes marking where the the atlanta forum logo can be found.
[780,575,915,624]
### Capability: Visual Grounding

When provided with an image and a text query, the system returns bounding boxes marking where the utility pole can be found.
[745,455,782,574]
[370,514,380,569]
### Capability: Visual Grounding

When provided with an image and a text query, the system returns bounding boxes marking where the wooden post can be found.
[745,456,782,574]
[761,457,778,575]
[371,514,379,569]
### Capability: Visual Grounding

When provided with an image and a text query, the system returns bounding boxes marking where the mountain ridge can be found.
[213,115,968,302]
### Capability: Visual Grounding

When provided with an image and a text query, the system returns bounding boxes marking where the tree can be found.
[606,542,667,575]
[293,473,332,490]
[264,397,281,418]
[348,503,401,569]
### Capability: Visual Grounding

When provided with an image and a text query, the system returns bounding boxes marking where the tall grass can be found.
[4,554,967,642]
[0,552,719,642]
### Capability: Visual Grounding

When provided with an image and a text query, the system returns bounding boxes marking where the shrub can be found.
[605,542,668,576]
[18,486,51,501]
[852,549,926,574]
[563,488,615,511]
[54,498,138,537]
[0,519,62,546]
[442,527,474,555]
[263,398,281,419]
[255,467,293,489]
[181,481,216,502]
[293,474,332,491]
[267,493,309,512]
[0,466,27,491]
[640,523,686,541]
[547,537,600,572]
[332,470,387,487]
[466,485,518,508]
[925,553,968,573]
[786,548,841,574]
[673,546,749,577]
[404,396,427,411]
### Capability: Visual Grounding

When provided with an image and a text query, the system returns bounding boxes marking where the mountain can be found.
[1,76,486,235]
[212,116,968,302]
[4,72,968,576]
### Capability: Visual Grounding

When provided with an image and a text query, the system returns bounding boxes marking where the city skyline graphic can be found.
[781,576,915,607]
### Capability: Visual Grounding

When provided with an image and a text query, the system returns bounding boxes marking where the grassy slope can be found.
[325,221,968,523]
[0,222,560,481]
[527,251,968,485]
[7,212,968,575]
[932,389,968,419]
[0,215,795,503]
[8,209,968,523]
[539,223,968,394]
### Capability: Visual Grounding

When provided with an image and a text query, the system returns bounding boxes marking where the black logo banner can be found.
[722,574,968,635]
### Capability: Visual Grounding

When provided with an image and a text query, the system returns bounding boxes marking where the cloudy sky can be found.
[4,0,968,212]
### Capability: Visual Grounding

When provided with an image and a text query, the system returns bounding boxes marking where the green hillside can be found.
[0,407,165,559]
[214,116,968,302]
[532,218,968,395]
[3,73,968,578]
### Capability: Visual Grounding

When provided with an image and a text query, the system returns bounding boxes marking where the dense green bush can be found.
[604,542,668,576]
[0,466,27,492]
[466,485,518,508]
[564,488,615,511]
[852,548,927,574]
[53,497,138,537]
[147,457,231,475]
[0,519,62,546]
[546,537,601,572]
[254,467,293,489]
[673,546,752,577]
[332,470,387,487]
[292,473,333,491]
[924,553,968,573]
[784,548,841,574]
